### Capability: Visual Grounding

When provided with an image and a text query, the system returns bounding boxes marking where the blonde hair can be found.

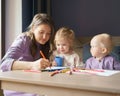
[54,27,75,50]
[92,33,113,54]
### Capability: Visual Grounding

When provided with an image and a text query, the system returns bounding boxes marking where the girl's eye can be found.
[39,31,44,34]
[56,44,60,46]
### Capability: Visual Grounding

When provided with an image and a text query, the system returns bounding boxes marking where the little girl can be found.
[50,27,81,68]
[85,33,120,70]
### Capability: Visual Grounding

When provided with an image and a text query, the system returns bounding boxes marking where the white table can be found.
[0,70,120,96]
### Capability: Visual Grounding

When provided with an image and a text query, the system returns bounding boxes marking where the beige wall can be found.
[5,0,22,52]
[0,0,22,58]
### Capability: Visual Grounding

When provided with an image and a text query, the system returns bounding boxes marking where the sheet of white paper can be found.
[43,66,67,71]
[68,70,120,76]
[96,70,120,76]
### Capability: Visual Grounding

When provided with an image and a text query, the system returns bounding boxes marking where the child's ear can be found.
[102,48,107,53]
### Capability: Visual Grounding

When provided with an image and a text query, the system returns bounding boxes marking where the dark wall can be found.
[51,0,120,37]
[22,0,48,32]
[1,0,5,57]
[22,0,33,31]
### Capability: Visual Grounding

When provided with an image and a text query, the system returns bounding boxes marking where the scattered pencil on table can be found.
[50,68,71,76]
[23,70,41,73]
[69,70,72,75]
[40,50,46,59]
[50,70,60,76]
[91,69,104,72]
[69,67,73,75]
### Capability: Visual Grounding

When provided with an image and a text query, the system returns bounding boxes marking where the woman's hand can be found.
[31,58,50,70]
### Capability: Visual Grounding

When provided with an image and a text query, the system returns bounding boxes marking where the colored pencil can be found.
[40,50,46,59]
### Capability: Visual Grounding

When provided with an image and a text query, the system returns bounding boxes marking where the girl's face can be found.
[90,39,103,58]
[55,39,70,54]
[33,24,51,44]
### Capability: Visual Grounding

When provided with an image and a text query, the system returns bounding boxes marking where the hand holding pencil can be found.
[30,51,50,70]
[31,58,49,70]
[39,50,51,69]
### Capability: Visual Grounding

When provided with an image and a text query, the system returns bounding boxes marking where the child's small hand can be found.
[52,61,57,66]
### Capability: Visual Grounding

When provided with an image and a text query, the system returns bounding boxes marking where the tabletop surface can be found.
[0,70,120,94]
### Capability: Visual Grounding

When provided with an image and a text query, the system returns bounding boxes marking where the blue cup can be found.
[55,56,63,66]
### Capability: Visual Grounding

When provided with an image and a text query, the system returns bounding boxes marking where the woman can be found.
[0,13,55,96]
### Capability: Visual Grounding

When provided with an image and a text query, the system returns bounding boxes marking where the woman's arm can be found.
[12,58,50,70]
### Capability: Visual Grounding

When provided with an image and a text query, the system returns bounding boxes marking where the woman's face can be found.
[33,24,51,44]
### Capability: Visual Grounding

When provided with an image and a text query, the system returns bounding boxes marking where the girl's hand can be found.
[52,60,57,66]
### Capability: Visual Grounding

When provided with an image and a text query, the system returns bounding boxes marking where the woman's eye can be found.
[38,31,43,35]
[47,33,51,36]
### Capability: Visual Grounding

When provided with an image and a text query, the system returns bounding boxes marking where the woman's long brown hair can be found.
[25,13,55,57]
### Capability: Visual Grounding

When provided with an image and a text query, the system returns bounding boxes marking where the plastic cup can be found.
[55,56,63,66]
